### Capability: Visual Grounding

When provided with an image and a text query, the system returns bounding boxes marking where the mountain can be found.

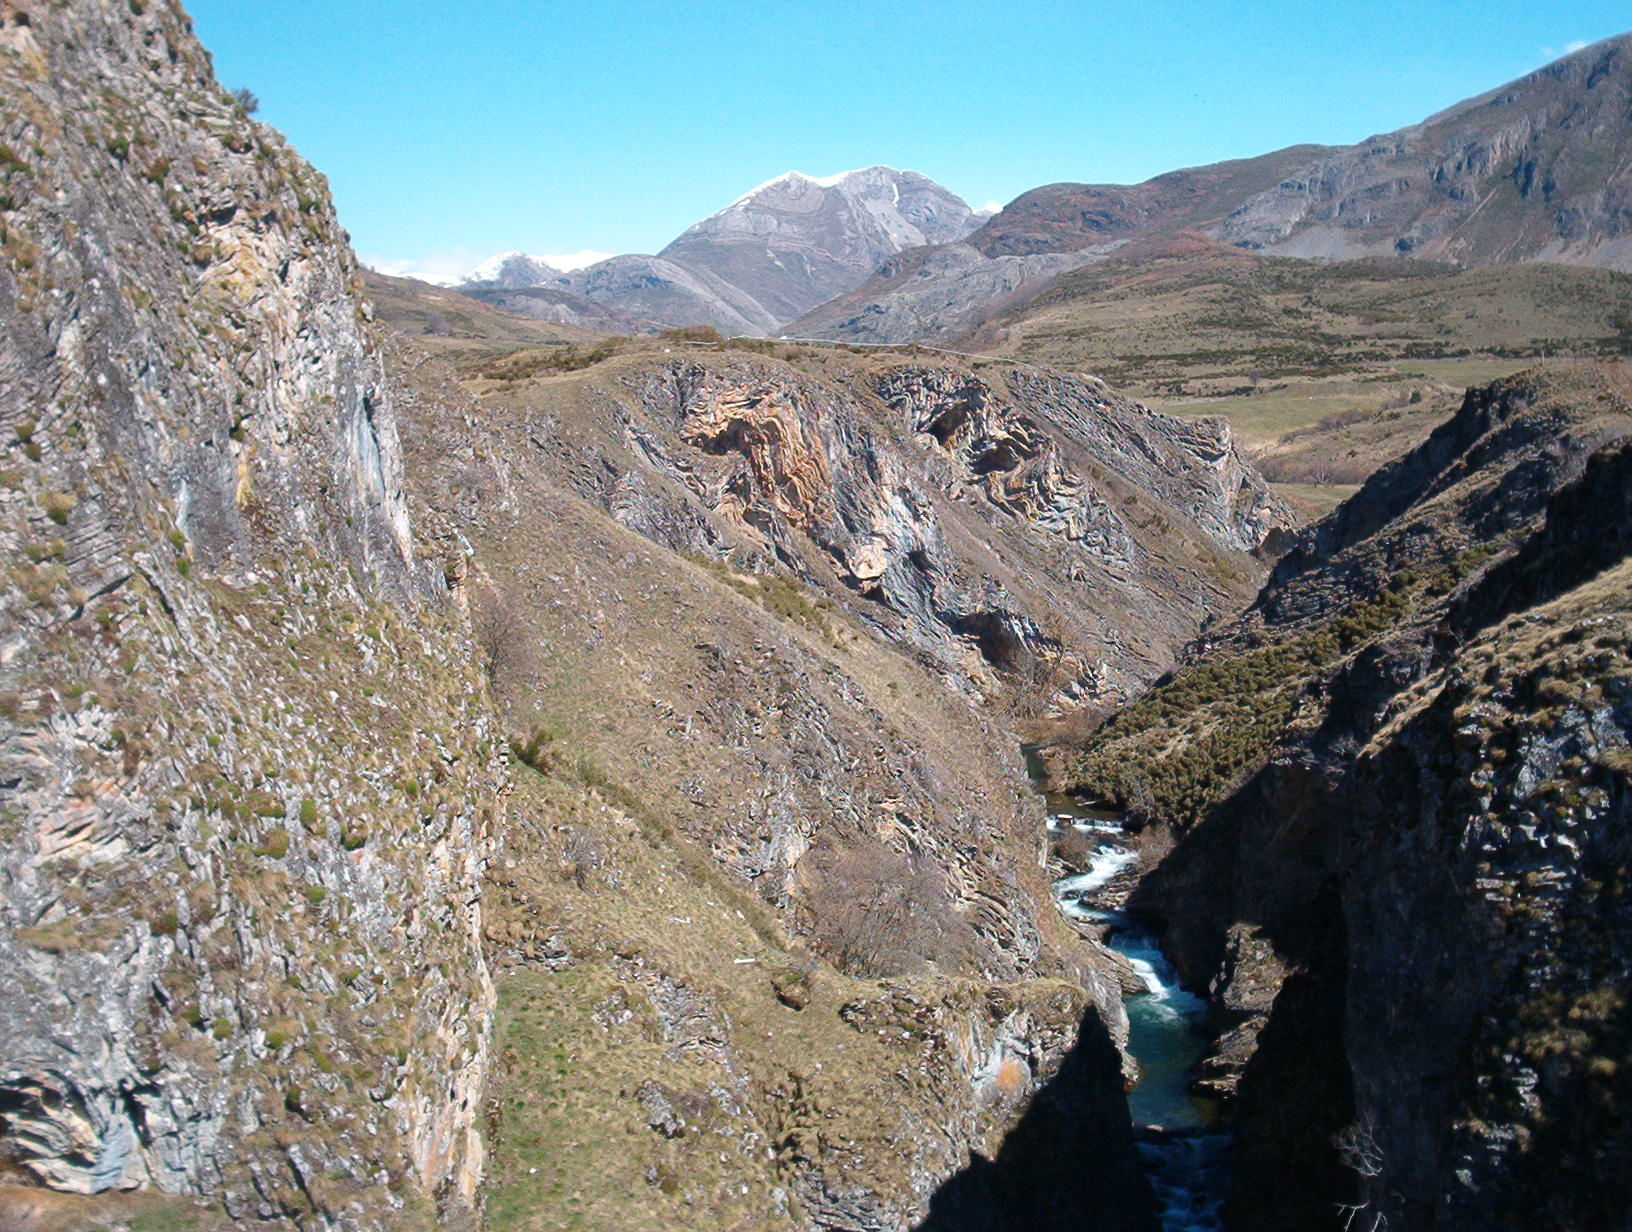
[1215,34,1632,266]
[462,167,984,335]
[362,269,632,352]
[460,250,564,288]
[796,35,1632,344]
[788,145,1335,344]
[657,166,986,323]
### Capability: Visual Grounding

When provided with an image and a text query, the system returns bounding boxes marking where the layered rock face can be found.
[0,2,494,1225]
[387,340,1158,1231]
[1056,365,1632,1228]
[506,351,1287,716]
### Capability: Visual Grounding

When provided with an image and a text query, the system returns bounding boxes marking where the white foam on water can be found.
[1052,845,1138,901]
[1112,926,1207,1021]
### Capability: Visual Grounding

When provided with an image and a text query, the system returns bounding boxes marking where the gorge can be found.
[1,4,1630,1232]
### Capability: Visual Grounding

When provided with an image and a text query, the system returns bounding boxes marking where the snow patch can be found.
[540,249,614,272]
[710,166,904,217]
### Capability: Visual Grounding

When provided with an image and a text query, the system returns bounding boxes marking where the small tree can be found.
[471,583,536,691]
[799,836,966,977]
[231,87,259,115]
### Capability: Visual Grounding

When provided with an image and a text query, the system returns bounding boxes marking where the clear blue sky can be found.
[186,0,1630,279]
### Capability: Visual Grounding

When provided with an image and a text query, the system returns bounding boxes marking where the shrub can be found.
[799,836,966,978]
[658,325,723,344]
[472,583,536,689]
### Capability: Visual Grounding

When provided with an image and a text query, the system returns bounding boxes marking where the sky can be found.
[186,1,1631,282]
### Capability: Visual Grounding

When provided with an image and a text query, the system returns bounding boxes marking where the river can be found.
[1042,791,1229,1231]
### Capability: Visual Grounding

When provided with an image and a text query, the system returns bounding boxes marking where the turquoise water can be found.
[1042,788,1229,1230]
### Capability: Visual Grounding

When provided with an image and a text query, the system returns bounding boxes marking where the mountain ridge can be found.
[794,34,1632,345]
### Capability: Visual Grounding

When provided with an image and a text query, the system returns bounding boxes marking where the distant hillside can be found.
[955,234,1632,511]
[964,234,1632,393]
[795,34,1632,345]
[1216,34,1632,267]
[362,270,626,359]
[969,146,1331,259]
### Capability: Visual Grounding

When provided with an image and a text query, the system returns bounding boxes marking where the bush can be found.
[799,837,966,978]
[659,325,723,344]
[472,583,537,690]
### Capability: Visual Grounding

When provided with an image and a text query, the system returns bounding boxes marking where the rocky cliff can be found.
[1050,363,1632,1228]
[386,336,1163,1232]
[0,1,496,1227]
[463,344,1289,717]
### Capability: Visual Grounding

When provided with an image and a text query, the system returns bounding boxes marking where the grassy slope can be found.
[382,337,1140,1231]
[362,270,604,363]
[961,240,1632,512]
[1052,363,1632,829]
[968,242,1632,393]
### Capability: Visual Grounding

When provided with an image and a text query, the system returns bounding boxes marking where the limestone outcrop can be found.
[0,2,495,1225]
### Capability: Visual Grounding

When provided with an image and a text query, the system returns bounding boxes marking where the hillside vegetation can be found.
[959,237,1632,514]
[1042,362,1632,1229]
[968,237,1632,396]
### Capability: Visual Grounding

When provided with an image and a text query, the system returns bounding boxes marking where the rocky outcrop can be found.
[512,351,1287,713]
[1057,365,1632,1229]
[0,2,495,1225]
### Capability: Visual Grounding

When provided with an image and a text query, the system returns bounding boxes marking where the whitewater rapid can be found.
[1046,807,1228,1232]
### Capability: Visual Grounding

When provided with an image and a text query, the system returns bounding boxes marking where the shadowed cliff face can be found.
[0,1,495,1225]
[1058,363,1632,1230]
[914,1003,1155,1232]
